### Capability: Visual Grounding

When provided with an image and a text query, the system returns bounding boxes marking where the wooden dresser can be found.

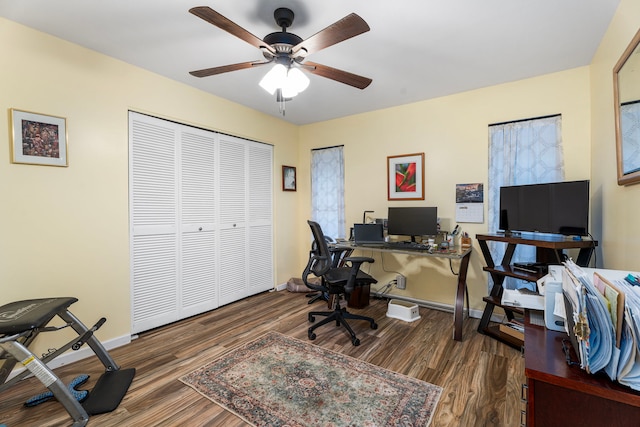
[524,312,640,426]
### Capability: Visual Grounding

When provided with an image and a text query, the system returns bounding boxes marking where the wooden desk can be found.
[525,312,640,426]
[337,243,472,341]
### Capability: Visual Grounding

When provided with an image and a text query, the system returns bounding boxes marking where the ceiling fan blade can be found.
[292,13,369,57]
[189,6,276,55]
[190,61,270,78]
[303,61,372,89]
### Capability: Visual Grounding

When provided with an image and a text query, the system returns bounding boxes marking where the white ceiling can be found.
[0,0,620,125]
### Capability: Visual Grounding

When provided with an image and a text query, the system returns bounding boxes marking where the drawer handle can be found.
[520,383,528,402]
[520,409,527,427]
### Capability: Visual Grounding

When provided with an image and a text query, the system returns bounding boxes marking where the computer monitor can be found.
[387,207,438,242]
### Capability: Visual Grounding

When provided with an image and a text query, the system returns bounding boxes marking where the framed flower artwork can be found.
[387,153,424,200]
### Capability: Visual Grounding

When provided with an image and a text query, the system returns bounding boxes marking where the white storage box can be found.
[501,288,544,310]
[386,299,420,322]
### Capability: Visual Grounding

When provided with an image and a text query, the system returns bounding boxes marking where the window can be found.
[487,115,563,290]
[311,146,345,239]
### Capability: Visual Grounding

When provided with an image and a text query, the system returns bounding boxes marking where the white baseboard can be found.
[7,333,132,381]
[275,283,288,291]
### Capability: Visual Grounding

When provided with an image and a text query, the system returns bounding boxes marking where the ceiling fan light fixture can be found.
[287,67,310,94]
[259,63,287,95]
[259,64,310,98]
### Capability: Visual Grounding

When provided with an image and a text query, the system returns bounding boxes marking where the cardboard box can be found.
[499,322,524,340]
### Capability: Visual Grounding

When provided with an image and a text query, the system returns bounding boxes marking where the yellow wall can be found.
[1,0,639,356]
[298,68,592,311]
[0,17,299,352]
[590,0,640,271]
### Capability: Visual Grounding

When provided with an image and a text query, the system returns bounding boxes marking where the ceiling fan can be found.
[188,6,373,93]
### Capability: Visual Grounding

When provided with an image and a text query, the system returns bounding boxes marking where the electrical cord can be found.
[379,252,402,276]
[373,281,395,296]
[449,259,459,276]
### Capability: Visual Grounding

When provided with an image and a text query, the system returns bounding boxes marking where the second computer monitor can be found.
[387,207,438,242]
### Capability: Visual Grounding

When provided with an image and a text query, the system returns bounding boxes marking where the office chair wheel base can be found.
[352,338,360,346]
[371,322,378,329]
[308,314,315,322]
[308,330,317,340]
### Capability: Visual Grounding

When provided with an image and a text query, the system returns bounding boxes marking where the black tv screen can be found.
[387,207,438,241]
[499,180,589,236]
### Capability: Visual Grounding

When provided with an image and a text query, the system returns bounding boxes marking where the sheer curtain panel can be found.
[311,146,345,240]
[487,115,564,290]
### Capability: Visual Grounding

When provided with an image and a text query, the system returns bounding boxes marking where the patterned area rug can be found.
[180,331,442,426]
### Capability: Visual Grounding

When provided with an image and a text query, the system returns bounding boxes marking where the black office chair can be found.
[302,220,378,346]
[305,237,355,304]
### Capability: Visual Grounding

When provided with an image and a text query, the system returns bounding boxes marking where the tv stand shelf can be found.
[483,265,546,282]
[475,233,597,348]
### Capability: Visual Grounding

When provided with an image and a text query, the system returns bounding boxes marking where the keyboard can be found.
[383,241,431,251]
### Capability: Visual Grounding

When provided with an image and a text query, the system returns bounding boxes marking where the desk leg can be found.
[453,251,471,341]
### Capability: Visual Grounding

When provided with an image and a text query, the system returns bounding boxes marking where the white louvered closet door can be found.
[218,134,273,305]
[130,113,180,333]
[247,142,273,295]
[218,135,249,305]
[179,127,218,318]
[130,112,273,334]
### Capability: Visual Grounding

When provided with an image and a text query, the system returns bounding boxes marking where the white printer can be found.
[536,265,566,332]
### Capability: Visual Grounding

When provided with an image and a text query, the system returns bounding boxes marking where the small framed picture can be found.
[10,109,68,167]
[387,153,425,200]
[282,165,296,191]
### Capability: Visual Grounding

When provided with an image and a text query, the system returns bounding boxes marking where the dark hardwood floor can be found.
[0,290,525,426]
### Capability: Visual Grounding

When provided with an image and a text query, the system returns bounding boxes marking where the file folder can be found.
[562,260,640,390]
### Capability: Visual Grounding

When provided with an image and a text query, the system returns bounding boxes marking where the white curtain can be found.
[488,115,564,290]
[621,102,640,174]
[311,146,345,239]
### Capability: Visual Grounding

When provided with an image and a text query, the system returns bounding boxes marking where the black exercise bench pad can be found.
[82,368,136,415]
[0,298,78,334]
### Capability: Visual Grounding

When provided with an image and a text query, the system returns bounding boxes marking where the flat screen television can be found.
[387,207,438,241]
[499,180,590,236]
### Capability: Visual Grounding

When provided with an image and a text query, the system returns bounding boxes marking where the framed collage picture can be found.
[10,109,68,167]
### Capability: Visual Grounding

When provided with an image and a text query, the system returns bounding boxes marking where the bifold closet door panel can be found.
[130,113,180,333]
[218,135,249,305]
[247,142,273,294]
[179,128,218,318]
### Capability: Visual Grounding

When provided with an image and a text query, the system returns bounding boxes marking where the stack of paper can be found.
[563,260,640,390]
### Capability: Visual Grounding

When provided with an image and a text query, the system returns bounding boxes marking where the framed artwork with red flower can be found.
[387,153,424,200]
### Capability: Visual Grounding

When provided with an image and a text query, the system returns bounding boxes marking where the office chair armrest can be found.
[343,256,375,294]
[343,256,374,265]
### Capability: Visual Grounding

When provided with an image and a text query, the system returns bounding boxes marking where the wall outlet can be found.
[396,274,406,289]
